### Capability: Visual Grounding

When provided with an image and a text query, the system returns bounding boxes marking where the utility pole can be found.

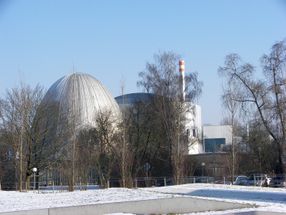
[70,76,77,192]
[231,117,235,185]
[120,79,126,187]
[19,126,23,192]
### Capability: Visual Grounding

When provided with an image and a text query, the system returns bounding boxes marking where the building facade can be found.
[115,93,203,155]
[202,125,232,153]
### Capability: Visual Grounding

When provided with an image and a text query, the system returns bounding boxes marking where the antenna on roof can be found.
[72,63,76,74]
[120,77,125,105]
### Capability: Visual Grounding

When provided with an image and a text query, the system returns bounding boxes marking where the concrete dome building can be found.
[40,73,120,130]
[32,73,121,182]
[34,73,121,153]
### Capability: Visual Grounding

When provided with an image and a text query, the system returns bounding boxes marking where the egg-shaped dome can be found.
[31,73,121,168]
[39,73,120,131]
[42,73,120,127]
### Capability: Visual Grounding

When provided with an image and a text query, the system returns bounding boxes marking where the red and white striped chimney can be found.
[179,60,185,101]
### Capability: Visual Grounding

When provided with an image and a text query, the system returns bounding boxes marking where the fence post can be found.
[52,181,55,193]
[164,177,167,186]
[107,180,110,188]
[223,177,226,185]
[193,177,196,183]
[134,178,137,188]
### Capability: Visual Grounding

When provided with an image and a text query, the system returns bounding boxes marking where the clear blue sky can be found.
[0,0,286,124]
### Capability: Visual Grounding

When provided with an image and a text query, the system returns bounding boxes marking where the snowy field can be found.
[0,183,286,214]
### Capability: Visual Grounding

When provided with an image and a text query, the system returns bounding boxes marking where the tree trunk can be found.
[276,142,284,174]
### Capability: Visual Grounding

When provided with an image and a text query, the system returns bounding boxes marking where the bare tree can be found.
[76,110,119,188]
[76,128,96,185]
[30,98,72,189]
[219,67,241,183]
[0,84,44,191]
[124,99,167,181]
[116,80,134,187]
[116,114,134,187]
[247,121,278,174]
[138,51,202,183]
[218,40,286,174]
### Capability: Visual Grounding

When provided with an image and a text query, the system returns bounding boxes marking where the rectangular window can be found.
[205,138,226,152]
[193,129,196,137]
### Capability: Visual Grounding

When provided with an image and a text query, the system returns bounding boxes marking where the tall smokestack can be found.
[179,59,185,101]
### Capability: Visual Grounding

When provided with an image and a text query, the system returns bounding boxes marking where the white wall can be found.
[0,197,249,215]
[203,125,232,146]
[184,103,203,154]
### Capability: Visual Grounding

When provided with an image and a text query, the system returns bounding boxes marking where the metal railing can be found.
[0,175,228,191]
[2,174,282,191]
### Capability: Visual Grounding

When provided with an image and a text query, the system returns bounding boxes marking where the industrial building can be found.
[0,64,243,190]
[203,125,232,153]
[38,65,232,157]
[39,64,231,156]
[114,59,231,155]
[36,64,232,181]
[115,92,232,155]
[114,90,233,179]
[32,72,122,168]
[37,73,121,133]
[115,93,203,155]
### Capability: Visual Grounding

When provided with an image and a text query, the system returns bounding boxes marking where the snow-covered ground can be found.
[0,188,174,213]
[0,184,285,214]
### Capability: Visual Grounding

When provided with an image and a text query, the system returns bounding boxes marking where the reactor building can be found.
[36,66,203,155]
[34,73,121,148]
[115,60,203,155]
